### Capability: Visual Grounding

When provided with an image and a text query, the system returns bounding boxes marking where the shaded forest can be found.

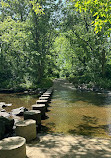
[0,0,111,91]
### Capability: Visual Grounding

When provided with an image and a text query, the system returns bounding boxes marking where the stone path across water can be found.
[26,79,111,158]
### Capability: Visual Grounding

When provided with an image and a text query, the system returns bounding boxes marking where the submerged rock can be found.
[5,103,12,107]
[0,111,10,118]
[0,109,6,112]
[0,102,12,108]
[0,107,3,111]
[11,107,28,116]
[0,102,6,108]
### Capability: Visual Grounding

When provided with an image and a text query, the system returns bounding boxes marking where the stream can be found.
[1,79,111,138]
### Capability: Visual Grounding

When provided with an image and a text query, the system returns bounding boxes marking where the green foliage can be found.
[95,78,111,89]
[52,1,111,89]
[37,78,53,88]
[0,0,59,90]
[73,0,111,35]
[30,0,45,15]
[0,0,111,91]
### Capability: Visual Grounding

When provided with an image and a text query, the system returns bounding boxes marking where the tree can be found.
[73,0,111,35]
[53,2,111,88]
[0,0,58,89]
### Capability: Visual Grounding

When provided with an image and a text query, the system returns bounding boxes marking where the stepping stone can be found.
[15,119,37,142]
[41,94,51,100]
[41,94,50,97]
[0,136,26,158]
[39,97,49,100]
[36,99,48,106]
[24,110,41,126]
[43,92,52,95]
[32,104,46,119]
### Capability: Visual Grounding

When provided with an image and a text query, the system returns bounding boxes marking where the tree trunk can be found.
[101,49,106,77]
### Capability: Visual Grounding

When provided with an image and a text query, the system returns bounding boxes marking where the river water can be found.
[1,79,111,138]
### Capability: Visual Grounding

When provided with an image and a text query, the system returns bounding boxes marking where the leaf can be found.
[1,1,10,7]
[93,12,98,17]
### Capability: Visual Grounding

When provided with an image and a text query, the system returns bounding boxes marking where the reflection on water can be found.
[42,79,111,138]
[0,93,38,111]
[1,79,111,138]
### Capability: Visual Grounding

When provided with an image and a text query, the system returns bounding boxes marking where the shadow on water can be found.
[41,122,56,133]
[68,115,109,137]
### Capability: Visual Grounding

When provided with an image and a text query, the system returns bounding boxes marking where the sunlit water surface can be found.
[1,79,111,138]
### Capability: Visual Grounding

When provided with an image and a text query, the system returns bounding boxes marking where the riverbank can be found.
[68,77,111,93]
[0,78,53,94]
[26,133,111,158]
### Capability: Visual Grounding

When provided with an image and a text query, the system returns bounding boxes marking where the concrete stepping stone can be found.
[43,92,52,95]
[36,99,48,105]
[0,136,26,158]
[39,96,49,99]
[15,119,37,142]
[41,94,50,97]
[39,97,49,100]
[32,104,46,119]
[24,110,41,126]
[41,94,51,100]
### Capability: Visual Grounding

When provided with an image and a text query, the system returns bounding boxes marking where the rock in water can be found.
[11,107,28,116]
[0,102,12,108]
[0,112,10,118]
[5,103,12,107]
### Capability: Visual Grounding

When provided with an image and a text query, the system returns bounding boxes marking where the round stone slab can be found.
[32,104,46,118]
[39,97,49,100]
[0,136,26,158]
[36,100,48,105]
[43,92,52,95]
[41,94,51,98]
[24,110,41,125]
[15,119,37,142]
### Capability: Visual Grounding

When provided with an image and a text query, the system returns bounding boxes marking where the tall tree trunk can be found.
[101,49,106,77]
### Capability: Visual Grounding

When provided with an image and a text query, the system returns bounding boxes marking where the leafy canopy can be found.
[73,0,111,35]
